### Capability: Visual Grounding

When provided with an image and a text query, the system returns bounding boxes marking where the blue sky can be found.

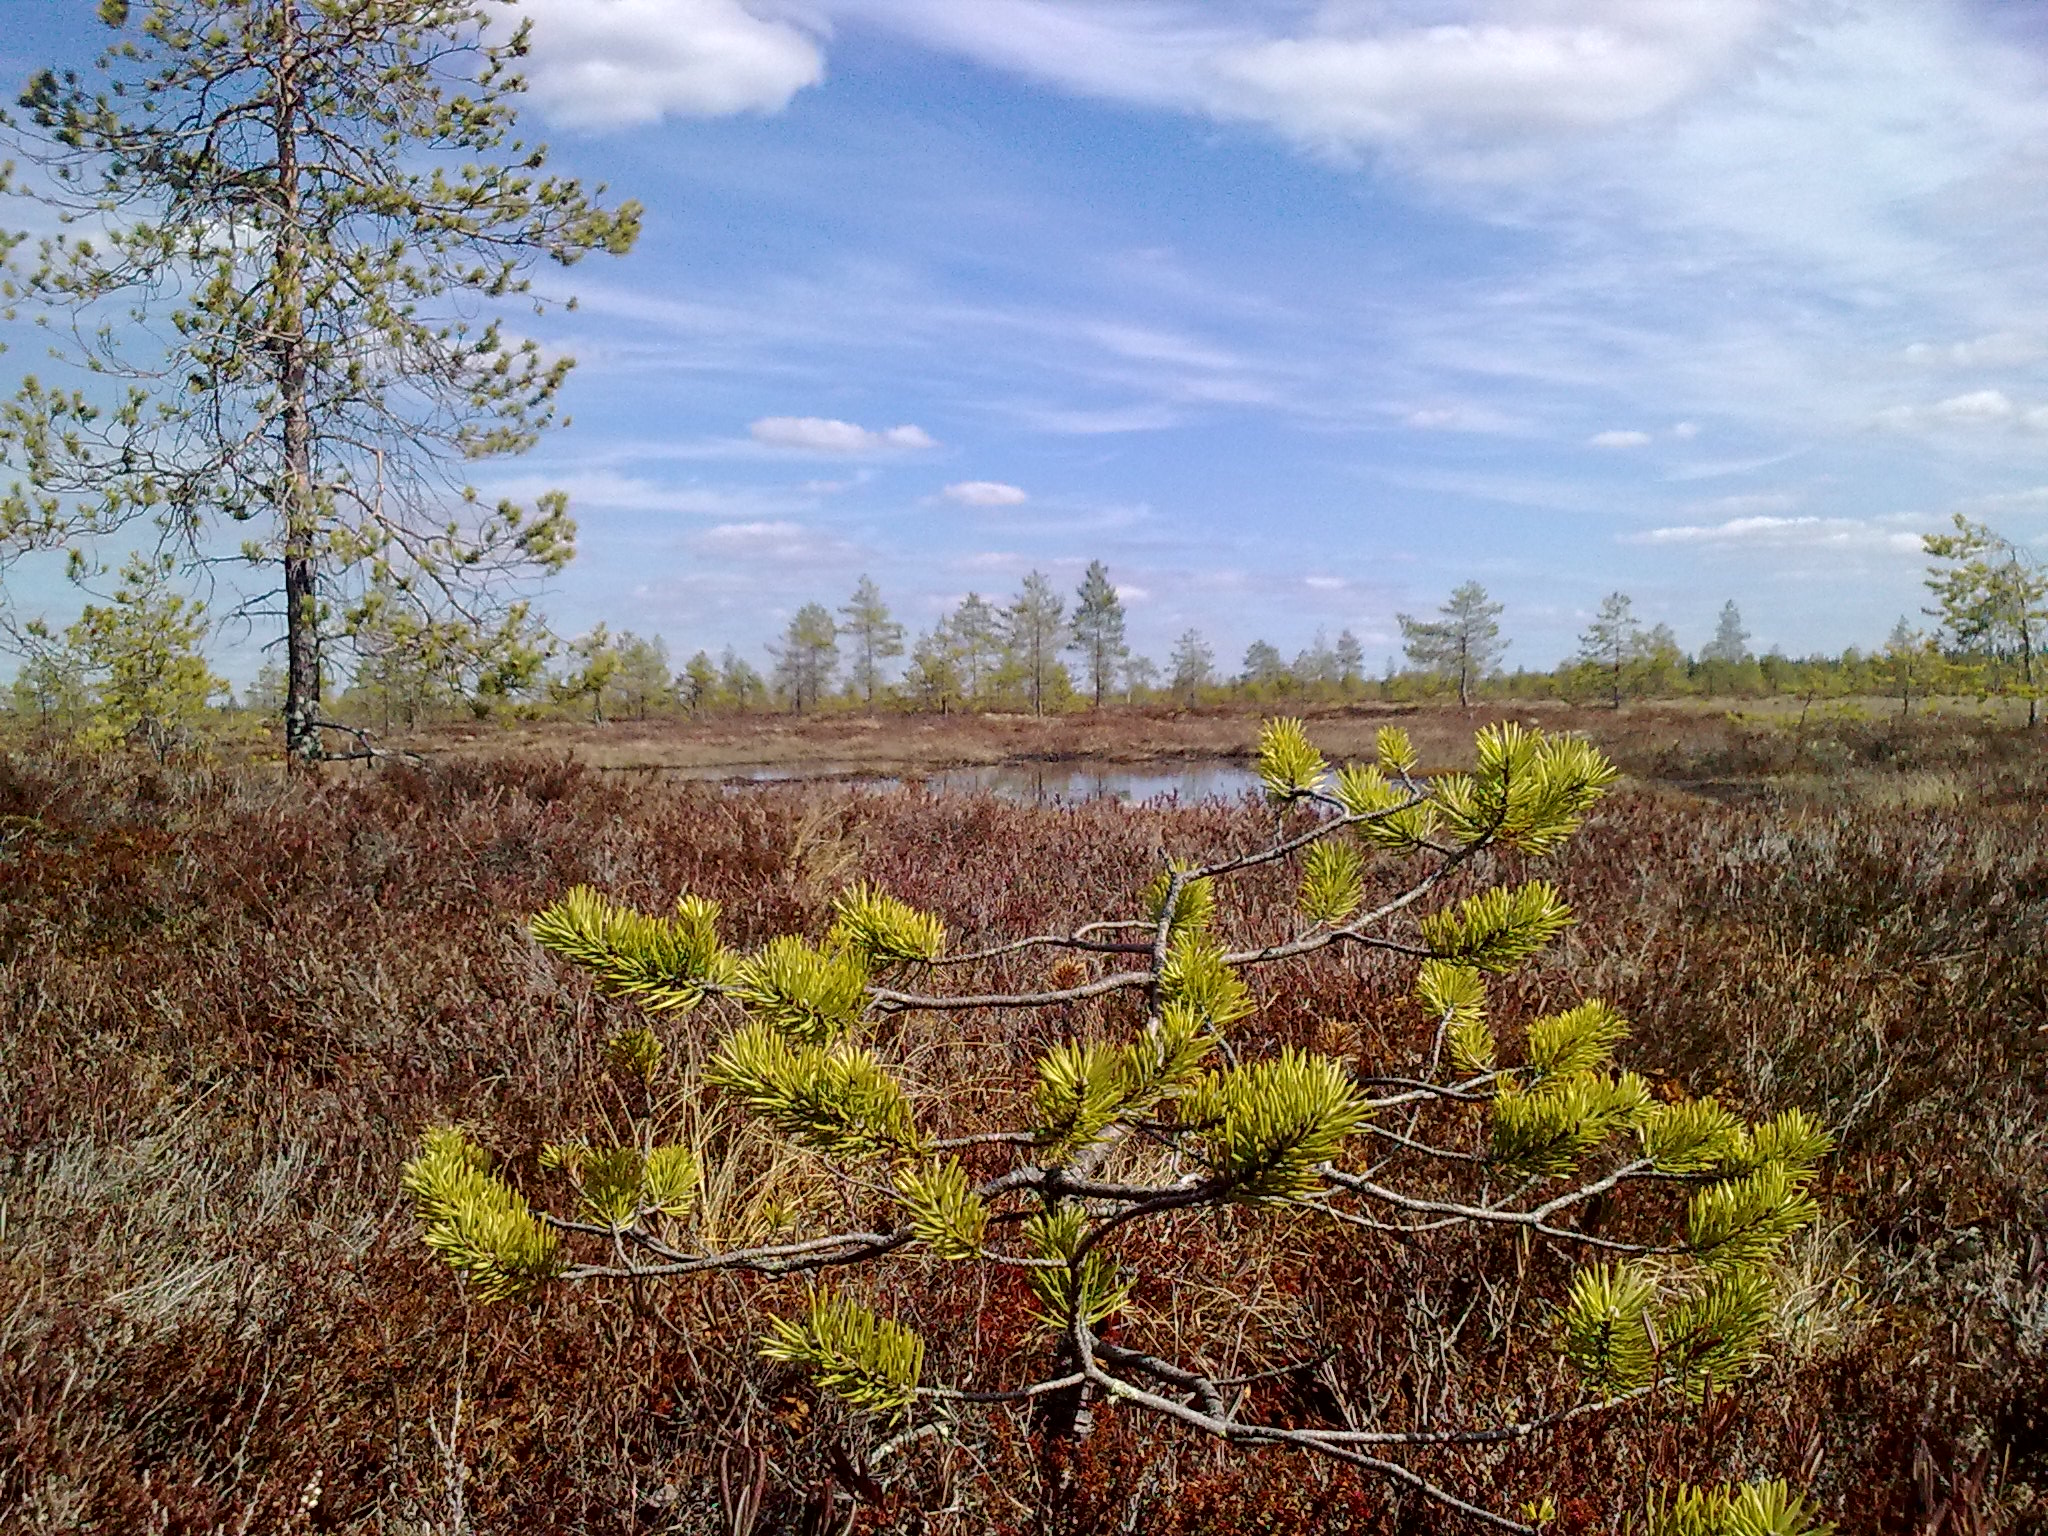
[10,0,2048,678]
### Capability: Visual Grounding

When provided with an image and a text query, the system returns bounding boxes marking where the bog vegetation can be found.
[3,706,2043,1532]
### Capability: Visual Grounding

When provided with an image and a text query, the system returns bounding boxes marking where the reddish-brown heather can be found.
[1,711,2043,1533]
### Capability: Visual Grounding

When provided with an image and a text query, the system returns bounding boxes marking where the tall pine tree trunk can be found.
[275,8,321,762]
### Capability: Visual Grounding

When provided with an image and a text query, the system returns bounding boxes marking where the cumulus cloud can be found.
[515,0,825,130]
[1589,428,1652,448]
[1671,421,1700,440]
[1628,514,1924,553]
[1208,3,1775,160]
[942,480,1030,507]
[748,416,938,453]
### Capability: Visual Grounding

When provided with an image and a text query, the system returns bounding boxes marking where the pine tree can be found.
[1168,628,1215,706]
[772,604,838,714]
[33,551,226,760]
[0,2,639,760]
[1005,571,1064,716]
[410,718,1834,1535]
[1240,638,1289,693]
[1700,600,1751,665]
[1399,581,1506,707]
[680,651,718,715]
[950,593,1002,707]
[1334,629,1365,694]
[838,575,905,712]
[609,633,670,722]
[1923,514,2046,726]
[555,625,623,724]
[719,647,766,712]
[905,623,963,713]
[1067,560,1128,707]
[1578,592,1647,710]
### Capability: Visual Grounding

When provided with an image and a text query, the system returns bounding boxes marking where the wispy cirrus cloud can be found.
[1626,514,1925,553]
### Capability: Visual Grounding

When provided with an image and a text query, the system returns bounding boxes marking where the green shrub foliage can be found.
[406,720,1834,1532]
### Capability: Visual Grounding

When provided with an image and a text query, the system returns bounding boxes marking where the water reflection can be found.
[713,759,1262,805]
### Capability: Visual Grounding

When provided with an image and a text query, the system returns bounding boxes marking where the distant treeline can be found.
[8,514,2042,749]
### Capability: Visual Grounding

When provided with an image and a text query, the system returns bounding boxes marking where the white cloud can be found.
[748,416,938,453]
[1671,421,1700,439]
[1114,583,1150,602]
[1209,3,1775,162]
[1903,331,2048,370]
[1629,514,1924,553]
[1304,575,1347,591]
[693,519,859,566]
[1403,402,1528,434]
[1589,428,1652,448]
[515,0,825,129]
[838,1,1777,171]
[942,480,1030,507]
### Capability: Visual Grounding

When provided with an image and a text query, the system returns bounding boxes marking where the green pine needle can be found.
[1183,1049,1366,1202]
[1256,717,1328,802]
[1159,931,1256,1028]
[402,1126,561,1302]
[707,1020,923,1160]
[530,886,732,1013]
[1415,959,1494,1072]
[1024,1204,1131,1330]
[1299,838,1365,925]
[827,882,947,967]
[732,936,871,1046]
[760,1291,925,1420]
[1419,881,1573,973]
[1525,1000,1630,1081]
[894,1157,989,1261]
[1557,1260,1658,1392]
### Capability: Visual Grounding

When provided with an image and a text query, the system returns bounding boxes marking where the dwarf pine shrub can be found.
[406,719,1835,1533]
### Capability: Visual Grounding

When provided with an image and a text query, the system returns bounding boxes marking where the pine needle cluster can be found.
[408,717,1837,1533]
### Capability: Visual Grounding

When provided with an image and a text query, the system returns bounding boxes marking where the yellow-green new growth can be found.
[1256,717,1328,801]
[1687,1163,1819,1274]
[1525,1000,1629,1081]
[1415,960,1494,1072]
[1490,1071,1650,1177]
[402,1127,561,1302]
[1335,761,1441,851]
[545,1142,700,1227]
[1143,867,1217,938]
[828,882,947,967]
[707,1020,923,1160]
[895,1158,989,1261]
[1637,1097,1745,1174]
[1184,1049,1366,1201]
[1648,1479,1832,1536]
[1024,1204,1131,1330]
[530,887,731,1014]
[761,1291,925,1419]
[1034,1005,1223,1158]
[1557,1260,1658,1392]
[1159,931,1255,1028]
[732,936,871,1045]
[1299,838,1365,925]
[1432,724,1617,854]
[1420,881,1572,973]
[1660,1265,1779,1396]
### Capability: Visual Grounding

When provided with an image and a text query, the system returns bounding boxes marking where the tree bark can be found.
[274,5,321,762]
